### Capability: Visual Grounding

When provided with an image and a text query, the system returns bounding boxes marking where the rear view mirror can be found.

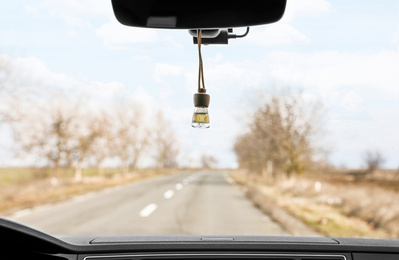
[111,0,287,29]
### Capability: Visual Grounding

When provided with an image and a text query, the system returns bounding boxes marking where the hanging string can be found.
[197,29,205,92]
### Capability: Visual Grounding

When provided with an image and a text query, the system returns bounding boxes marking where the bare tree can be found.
[152,111,179,169]
[234,132,266,173]
[0,56,9,93]
[234,91,322,179]
[0,55,42,124]
[200,154,218,169]
[363,150,385,174]
[88,113,113,175]
[0,55,16,123]
[12,101,76,177]
[90,136,111,175]
[111,102,149,174]
[68,111,111,181]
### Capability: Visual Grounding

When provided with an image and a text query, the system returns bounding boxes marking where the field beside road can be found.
[0,167,181,215]
[3,166,397,238]
[230,169,399,238]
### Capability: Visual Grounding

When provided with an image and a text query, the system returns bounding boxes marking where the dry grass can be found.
[230,169,399,238]
[0,168,184,216]
[0,168,39,185]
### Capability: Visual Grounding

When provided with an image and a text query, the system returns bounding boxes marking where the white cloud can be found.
[327,91,364,114]
[391,25,399,44]
[327,109,399,168]
[268,50,399,96]
[341,91,363,113]
[206,62,264,92]
[2,54,134,104]
[154,63,183,83]
[134,55,151,61]
[36,0,112,27]
[96,21,159,49]
[41,0,110,16]
[242,0,331,46]
[23,5,39,14]
[245,23,309,45]
[283,0,332,22]
[180,50,399,114]
[240,0,331,47]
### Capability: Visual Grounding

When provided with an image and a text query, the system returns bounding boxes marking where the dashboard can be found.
[1,218,398,260]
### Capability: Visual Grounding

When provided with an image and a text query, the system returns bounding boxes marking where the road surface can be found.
[8,171,290,236]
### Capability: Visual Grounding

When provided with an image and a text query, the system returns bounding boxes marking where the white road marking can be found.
[139,203,157,217]
[175,183,183,190]
[163,189,174,199]
[72,193,94,202]
[102,186,122,194]
[223,172,235,184]
[11,209,32,218]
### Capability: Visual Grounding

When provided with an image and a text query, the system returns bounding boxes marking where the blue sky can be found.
[0,0,398,168]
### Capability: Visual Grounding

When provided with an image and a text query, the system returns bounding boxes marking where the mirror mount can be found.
[189,28,250,45]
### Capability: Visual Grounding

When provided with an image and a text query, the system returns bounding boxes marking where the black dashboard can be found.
[1,218,398,260]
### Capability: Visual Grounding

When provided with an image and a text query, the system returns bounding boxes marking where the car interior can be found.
[1,0,398,259]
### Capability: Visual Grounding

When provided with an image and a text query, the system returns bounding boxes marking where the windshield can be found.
[0,0,398,238]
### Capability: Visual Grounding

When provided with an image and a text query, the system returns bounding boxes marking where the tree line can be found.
[0,55,179,181]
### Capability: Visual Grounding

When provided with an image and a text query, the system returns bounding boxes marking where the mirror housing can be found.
[111,0,287,29]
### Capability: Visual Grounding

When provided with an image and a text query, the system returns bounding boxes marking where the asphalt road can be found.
[8,171,290,236]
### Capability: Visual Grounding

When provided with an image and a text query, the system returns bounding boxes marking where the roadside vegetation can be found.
[0,55,180,179]
[231,168,399,238]
[0,53,187,215]
[6,101,180,181]
[232,89,399,238]
[234,90,322,179]
[0,167,187,215]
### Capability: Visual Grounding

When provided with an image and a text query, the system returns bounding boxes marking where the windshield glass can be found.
[0,0,398,238]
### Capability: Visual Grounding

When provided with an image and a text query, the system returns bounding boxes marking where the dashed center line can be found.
[139,203,157,217]
[163,189,174,199]
[175,183,183,190]
[12,209,32,218]
[223,172,235,184]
